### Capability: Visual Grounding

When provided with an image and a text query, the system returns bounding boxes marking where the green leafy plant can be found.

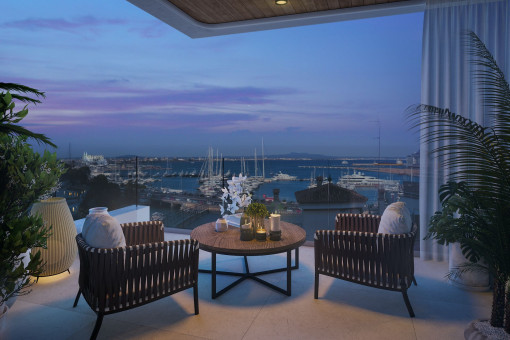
[245,202,269,218]
[0,135,65,307]
[408,32,510,332]
[0,83,64,308]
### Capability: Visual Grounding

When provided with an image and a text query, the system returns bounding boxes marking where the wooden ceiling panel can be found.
[167,0,411,24]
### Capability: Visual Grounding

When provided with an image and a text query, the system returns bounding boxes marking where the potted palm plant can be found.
[408,32,510,336]
[0,84,64,325]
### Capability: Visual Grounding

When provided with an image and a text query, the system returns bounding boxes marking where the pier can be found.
[298,165,419,176]
[150,194,216,229]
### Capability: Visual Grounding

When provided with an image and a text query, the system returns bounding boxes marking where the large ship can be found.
[271,171,298,181]
[337,171,400,192]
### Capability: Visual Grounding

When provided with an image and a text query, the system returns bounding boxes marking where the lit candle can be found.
[270,214,280,232]
[256,228,267,241]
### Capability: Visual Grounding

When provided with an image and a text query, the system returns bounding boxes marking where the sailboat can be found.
[163,159,172,177]
[198,147,222,196]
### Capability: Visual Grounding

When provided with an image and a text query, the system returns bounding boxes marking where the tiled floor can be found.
[2,233,492,340]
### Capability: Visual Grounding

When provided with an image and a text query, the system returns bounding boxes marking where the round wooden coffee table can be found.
[191,221,306,298]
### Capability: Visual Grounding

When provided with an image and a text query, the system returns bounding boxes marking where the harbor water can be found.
[138,158,417,204]
[125,158,420,240]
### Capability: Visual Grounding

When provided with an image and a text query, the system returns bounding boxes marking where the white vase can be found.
[215,218,228,232]
[82,207,126,248]
[30,197,77,276]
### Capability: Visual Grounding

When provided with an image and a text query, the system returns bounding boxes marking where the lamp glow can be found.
[275,0,288,5]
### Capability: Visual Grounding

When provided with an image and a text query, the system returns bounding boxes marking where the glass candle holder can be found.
[269,230,281,241]
[250,216,264,236]
[255,228,267,241]
[240,223,253,241]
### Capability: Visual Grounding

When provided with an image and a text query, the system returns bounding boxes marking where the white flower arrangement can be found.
[220,173,252,216]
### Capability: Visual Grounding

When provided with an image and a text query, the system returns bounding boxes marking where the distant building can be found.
[295,182,368,231]
[82,152,107,166]
[406,150,420,167]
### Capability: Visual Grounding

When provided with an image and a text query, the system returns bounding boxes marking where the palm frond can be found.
[446,262,488,282]
[406,104,510,201]
[0,82,45,104]
[0,124,56,148]
[445,262,488,281]
[466,32,510,138]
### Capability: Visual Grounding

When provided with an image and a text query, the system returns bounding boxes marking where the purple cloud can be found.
[23,112,261,132]
[4,16,126,34]
[129,23,167,39]
[24,80,297,114]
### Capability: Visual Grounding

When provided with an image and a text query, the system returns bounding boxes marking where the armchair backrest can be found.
[335,213,381,233]
[121,220,165,246]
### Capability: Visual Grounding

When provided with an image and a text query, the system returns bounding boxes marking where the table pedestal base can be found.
[199,248,299,299]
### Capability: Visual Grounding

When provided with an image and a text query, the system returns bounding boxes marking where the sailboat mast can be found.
[262,138,265,179]
[208,147,213,180]
[377,120,381,182]
[254,148,258,177]
[216,149,219,176]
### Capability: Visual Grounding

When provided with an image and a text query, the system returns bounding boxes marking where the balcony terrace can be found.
[2,206,492,340]
[2,1,507,339]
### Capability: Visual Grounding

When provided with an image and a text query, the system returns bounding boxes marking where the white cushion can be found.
[378,202,412,234]
[82,213,126,248]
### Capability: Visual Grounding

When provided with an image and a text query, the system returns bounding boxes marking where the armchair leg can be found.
[314,272,319,299]
[401,288,415,317]
[90,313,104,340]
[193,285,199,315]
[73,289,81,307]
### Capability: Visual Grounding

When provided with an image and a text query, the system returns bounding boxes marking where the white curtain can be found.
[420,0,510,260]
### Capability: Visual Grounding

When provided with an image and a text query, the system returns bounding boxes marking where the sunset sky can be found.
[2,1,423,158]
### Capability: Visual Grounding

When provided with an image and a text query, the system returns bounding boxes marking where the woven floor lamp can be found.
[30,197,77,278]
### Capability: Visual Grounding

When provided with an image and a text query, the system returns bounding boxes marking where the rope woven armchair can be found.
[73,220,199,340]
[314,213,417,317]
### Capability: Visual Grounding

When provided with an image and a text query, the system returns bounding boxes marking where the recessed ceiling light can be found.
[275,0,288,5]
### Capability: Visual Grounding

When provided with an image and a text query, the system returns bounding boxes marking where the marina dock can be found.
[298,165,419,176]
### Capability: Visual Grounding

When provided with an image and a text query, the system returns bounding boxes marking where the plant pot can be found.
[449,243,489,291]
[6,248,31,309]
[464,319,509,339]
[0,304,8,335]
[215,218,228,232]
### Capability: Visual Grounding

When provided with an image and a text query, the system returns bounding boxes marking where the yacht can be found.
[337,171,400,192]
[271,171,298,181]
